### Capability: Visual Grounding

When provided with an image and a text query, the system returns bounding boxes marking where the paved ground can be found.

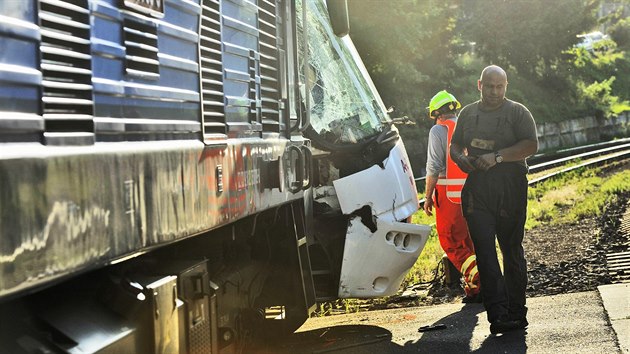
[253,284,628,353]
[599,283,630,353]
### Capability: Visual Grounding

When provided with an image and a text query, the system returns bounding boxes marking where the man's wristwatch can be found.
[495,151,504,164]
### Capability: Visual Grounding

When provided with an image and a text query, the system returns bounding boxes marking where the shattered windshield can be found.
[297,0,390,145]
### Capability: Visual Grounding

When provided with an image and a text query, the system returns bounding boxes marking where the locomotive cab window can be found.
[297,0,391,148]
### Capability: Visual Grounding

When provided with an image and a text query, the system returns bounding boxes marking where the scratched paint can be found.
[0,139,303,298]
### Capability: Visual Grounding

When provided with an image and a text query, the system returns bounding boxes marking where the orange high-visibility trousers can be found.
[434,183,480,296]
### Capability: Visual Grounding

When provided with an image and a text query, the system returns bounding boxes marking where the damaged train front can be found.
[299,0,432,302]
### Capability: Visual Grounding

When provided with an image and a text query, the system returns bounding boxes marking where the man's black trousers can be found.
[461,163,529,322]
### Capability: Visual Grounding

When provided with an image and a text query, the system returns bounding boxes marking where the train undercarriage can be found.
[1,199,312,353]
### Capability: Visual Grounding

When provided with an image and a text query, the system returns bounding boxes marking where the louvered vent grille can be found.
[257,0,280,133]
[199,0,226,138]
[39,0,94,145]
[123,17,159,78]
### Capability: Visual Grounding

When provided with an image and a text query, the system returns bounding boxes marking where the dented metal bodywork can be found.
[333,140,419,220]
[334,141,430,298]
[300,0,430,300]
[340,217,430,298]
[310,139,430,299]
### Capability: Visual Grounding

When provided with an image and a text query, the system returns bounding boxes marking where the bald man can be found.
[450,65,538,334]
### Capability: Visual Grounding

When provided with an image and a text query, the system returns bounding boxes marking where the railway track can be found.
[528,143,630,185]
[532,143,630,286]
[605,199,630,283]
[510,141,630,286]
[527,137,630,165]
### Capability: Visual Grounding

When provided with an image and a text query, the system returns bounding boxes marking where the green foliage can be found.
[347,0,463,120]
[610,54,630,106]
[577,76,630,116]
[605,1,630,49]
[562,40,630,118]
[346,1,630,177]
[609,17,630,49]
[456,0,630,122]
[458,0,598,80]
[347,0,630,125]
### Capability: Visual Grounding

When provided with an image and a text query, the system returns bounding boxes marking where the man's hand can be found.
[473,152,496,171]
[423,196,434,216]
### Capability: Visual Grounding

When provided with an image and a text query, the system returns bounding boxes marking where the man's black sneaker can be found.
[508,314,529,328]
[512,317,528,328]
[490,316,528,334]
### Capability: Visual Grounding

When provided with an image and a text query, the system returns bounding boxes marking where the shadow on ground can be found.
[250,304,527,353]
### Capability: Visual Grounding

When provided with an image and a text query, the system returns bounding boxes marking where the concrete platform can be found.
[256,288,627,353]
[599,283,630,353]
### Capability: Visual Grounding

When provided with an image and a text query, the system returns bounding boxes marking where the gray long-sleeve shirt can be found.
[425,118,456,178]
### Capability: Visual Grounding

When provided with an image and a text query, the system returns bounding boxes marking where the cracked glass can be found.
[297,0,390,145]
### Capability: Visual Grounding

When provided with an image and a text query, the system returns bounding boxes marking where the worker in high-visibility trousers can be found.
[423,90,482,303]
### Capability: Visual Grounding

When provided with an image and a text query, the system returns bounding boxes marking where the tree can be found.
[345,0,629,172]
[346,0,468,177]
[458,0,599,81]
[563,41,630,118]
[347,0,462,120]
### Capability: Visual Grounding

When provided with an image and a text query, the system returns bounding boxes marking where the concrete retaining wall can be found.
[537,112,630,151]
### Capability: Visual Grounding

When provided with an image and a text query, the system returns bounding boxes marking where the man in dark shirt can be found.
[450,65,538,334]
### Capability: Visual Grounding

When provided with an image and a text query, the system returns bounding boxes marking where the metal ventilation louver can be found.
[257,0,281,133]
[123,16,159,78]
[39,0,94,145]
[199,0,226,139]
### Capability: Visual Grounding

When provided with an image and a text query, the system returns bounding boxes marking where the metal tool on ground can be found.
[418,323,447,332]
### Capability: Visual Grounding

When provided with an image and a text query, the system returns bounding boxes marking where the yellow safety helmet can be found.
[428,90,461,119]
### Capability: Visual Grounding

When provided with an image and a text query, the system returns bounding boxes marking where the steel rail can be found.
[528,148,630,185]
[528,142,630,174]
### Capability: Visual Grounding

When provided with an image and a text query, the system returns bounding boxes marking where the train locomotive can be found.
[0,0,431,352]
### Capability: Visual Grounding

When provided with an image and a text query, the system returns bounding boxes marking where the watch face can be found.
[495,154,503,163]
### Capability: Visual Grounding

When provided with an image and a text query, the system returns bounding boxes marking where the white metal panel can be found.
[333,140,418,221]
[338,217,431,298]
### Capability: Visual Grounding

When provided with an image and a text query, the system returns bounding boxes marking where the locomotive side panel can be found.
[0,1,42,143]
[91,0,202,141]
[0,0,309,300]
